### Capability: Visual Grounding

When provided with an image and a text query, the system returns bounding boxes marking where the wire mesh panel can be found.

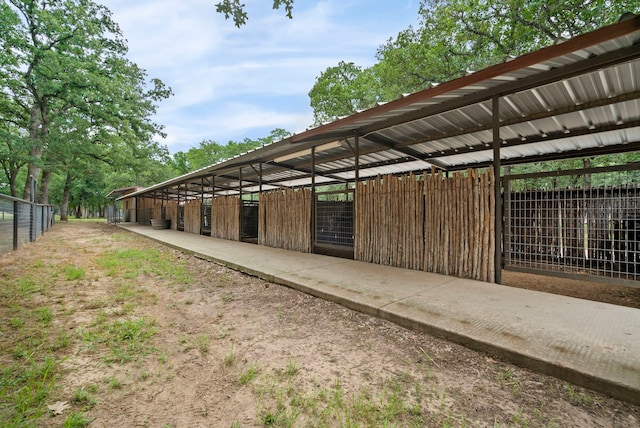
[137,207,152,225]
[0,197,14,255]
[241,201,259,240]
[315,190,354,248]
[201,203,212,235]
[504,165,640,282]
[35,205,44,238]
[0,195,55,255]
[107,205,122,223]
[16,200,31,249]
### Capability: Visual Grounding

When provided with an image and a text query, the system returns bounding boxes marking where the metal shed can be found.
[119,15,640,286]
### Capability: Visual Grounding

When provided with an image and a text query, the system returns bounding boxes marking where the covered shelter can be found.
[119,15,640,286]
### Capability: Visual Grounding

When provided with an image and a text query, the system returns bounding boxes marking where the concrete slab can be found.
[119,223,640,404]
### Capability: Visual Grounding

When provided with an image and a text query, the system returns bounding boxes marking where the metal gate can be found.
[503,164,640,284]
[314,189,354,258]
[241,200,259,242]
[201,203,211,235]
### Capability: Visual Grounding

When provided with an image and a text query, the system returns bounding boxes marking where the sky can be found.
[99,0,422,154]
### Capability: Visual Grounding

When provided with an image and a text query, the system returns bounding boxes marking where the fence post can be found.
[29,175,37,242]
[13,200,18,250]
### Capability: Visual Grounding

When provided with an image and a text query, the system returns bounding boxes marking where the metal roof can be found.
[121,14,640,202]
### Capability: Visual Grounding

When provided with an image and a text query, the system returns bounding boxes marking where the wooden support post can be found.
[492,95,503,284]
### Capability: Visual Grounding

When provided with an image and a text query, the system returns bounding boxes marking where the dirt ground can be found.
[1,221,639,427]
[502,270,640,309]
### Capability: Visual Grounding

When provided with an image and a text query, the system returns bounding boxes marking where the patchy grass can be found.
[0,355,59,427]
[95,248,191,284]
[1,221,637,427]
[79,317,157,364]
[64,265,85,281]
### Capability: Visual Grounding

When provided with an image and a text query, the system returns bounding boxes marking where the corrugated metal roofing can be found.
[121,15,640,202]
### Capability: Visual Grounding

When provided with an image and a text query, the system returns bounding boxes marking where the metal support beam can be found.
[354,134,360,184]
[492,96,503,284]
[13,200,18,250]
[311,147,316,252]
[239,167,243,241]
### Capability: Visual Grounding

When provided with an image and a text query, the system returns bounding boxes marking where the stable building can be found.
[117,15,640,287]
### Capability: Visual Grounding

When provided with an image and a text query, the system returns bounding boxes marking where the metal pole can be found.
[259,163,263,242]
[30,175,36,241]
[493,96,503,284]
[239,167,243,241]
[354,135,359,256]
[13,200,18,250]
[211,175,215,237]
[311,147,316,252]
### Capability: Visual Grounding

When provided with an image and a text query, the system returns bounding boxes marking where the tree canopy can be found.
[308,0,639,124]
[170,129,292,175]
[215,0,294,27]
[0,0,172,217]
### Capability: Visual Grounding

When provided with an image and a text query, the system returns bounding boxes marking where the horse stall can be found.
[504,164,640,283]
[314,188,354,258]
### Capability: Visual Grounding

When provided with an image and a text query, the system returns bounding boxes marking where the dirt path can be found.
[1,221,638,427]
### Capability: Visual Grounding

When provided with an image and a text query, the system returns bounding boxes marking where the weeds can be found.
[196,334,210,353]
[564,382,594,407]
[72,386,97,408]
[95,248,191,284]
[63,412,91,427]
[64,266,85,281]
[108,377,123,390]
[0,355,59,426]
[284,359,298,377]
[239,364,259,385]
[223,345,237,366]
[34,306,53,326]
[80,318,157,364]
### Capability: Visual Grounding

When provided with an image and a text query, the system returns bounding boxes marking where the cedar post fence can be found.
[355,168,495,282]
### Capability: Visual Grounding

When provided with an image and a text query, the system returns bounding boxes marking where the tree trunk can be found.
[38,170,52,204]
[7,167,18,198]
[60,172,72,222]
[23,104,47,201]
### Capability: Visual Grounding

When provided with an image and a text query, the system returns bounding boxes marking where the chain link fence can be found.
[0,194,55,256]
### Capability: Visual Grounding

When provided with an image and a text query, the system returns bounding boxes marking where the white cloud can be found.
[101,0,421,153]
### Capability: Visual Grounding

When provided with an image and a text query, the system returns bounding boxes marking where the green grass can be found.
[239,364,259,385]
[80,317,158,364]
[248,366,432,427]
[64,265,85,281]
[0,355,59,427]
[96,247,191,284]
[63,412,91,427]
[72,386,97,408]
[34,306,53,326]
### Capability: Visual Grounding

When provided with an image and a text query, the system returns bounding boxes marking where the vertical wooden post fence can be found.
[183,199,202,234]
[258,188,312,252]
[355,168,495,282]
[211,196,240,240]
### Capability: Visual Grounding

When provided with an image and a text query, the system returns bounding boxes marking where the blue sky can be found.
[100,0,422,154]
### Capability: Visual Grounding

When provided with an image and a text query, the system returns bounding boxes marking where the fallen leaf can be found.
[47,401,70,415]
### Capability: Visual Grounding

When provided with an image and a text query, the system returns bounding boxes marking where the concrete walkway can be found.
[119,223,640,405]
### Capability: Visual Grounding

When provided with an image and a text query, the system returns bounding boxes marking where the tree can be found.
[308,62,381,125]
[0,0,171,203]
[171,129,292,174]
[215,0,294,27]
[308,0,639,122]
